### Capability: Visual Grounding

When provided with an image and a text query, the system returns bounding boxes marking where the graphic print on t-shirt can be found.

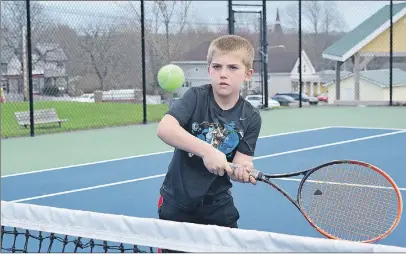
[189,121,244,158]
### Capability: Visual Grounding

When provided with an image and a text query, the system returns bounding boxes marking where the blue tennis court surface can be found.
[2,126,406,248]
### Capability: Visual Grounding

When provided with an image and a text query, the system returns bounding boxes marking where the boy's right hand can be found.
[202,148,232,176]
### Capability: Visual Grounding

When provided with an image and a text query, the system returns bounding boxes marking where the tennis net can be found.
[1,200,405,253]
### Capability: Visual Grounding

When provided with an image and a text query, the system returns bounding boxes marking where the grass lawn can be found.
[1,101,168,138]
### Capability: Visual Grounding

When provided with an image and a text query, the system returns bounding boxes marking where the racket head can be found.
[296,160,403,243]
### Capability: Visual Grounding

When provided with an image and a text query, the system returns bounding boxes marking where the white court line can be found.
[252,130,406,160]
[10,174,166,203]
[1,126,334,178]
[9,129,406,203]
[272,178,406,191]
[330,126,406,131]
[11,176,406,204]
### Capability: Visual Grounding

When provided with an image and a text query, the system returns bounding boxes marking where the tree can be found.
[155,0,192,61]
[284,3,299,33]
[282,1,347,70]
[303,1,322,35]
[117,0,193,95]
[233,11,261,35]
[321,2,347,36]
[284,1,347,35]
[78,22,122,91]
[1,1,49,99]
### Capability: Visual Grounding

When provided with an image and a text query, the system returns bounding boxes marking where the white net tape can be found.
[1,201,405,252]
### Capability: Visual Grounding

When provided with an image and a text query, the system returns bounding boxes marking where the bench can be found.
[14,108,68,128]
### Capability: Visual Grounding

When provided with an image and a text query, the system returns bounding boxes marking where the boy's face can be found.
[208,50,253,97]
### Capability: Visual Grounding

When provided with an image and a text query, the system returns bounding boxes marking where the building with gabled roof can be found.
[322,2,406,103]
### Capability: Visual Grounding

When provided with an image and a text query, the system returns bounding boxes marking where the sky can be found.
[37,1,406,33]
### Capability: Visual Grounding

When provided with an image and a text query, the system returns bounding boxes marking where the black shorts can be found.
[157,191,240,252]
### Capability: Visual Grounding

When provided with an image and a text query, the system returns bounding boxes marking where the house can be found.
[0,48,14,94]
[322,2,406,102]
[324,68,406,104]
[1,42,68,95]
[263,47,321,97]
[170,9,321,98]
[261,9,321,97]
[316,69,352,95]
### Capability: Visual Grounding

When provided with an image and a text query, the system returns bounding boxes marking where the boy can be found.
[156,35,262,233]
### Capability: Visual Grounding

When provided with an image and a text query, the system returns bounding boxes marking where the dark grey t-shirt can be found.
[160,84,262,209]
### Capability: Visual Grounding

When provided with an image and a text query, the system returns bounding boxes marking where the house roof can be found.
[1,43,67,63]
[267,48,298,73]
[318,70,352,83]
[325,68,406,87]
[322,2,406,62]
[176,41,212,62]
[36,43,68,62]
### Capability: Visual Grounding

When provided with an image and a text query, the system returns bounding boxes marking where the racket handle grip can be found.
[251,168,262,180]
[228,163,262,180]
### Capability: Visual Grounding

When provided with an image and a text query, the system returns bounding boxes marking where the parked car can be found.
[271,95,295,106]
[245,95,280,109]
[275,92,319,105]
[308,96,319,105]
[317,93,328,102]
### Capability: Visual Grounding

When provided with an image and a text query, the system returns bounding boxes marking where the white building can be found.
[324,68,406,103]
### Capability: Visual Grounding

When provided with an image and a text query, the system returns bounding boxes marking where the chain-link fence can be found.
[1,0,405,138]
[311,1,406,107]
[0,0,228,138]
[229,1,405,108]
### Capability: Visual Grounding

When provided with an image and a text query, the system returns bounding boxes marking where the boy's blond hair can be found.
[207,35,255,70]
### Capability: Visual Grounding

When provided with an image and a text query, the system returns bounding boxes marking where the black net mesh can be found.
[1,226,156,253]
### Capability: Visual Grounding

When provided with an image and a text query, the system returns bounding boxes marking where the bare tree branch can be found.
[322,2,348,35]
[303,1,322,35]
[78,22,121,91]
[117,0,193,96]
[284,3,299,33]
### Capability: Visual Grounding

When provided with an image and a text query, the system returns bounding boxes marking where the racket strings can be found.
[299,163,400,242]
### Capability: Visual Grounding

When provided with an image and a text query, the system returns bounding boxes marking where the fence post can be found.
[228,0,234,34]
[298,0,302,108]
[262,0,268,108]
[141,0,147,124]
[26,0,35,136]
[389,0,393,106]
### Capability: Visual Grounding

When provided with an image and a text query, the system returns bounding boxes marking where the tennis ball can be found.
[157,64,185,92]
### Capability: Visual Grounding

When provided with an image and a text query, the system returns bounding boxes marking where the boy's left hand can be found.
[229,161,257,185]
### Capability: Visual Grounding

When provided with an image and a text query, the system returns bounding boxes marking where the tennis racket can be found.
[229,160,403,243]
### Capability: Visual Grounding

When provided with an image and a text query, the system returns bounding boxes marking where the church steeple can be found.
[270,8,284,47]
[274,8,283,34]
[276,8,280,24]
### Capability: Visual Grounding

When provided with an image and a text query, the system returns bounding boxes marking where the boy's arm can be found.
[230,112,262,183]
[157,114,214,158]
[157,89,232,176]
